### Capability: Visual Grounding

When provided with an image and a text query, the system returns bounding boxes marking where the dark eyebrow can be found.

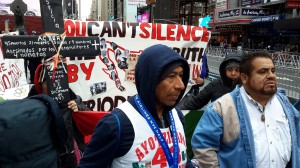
[258,66,275,71]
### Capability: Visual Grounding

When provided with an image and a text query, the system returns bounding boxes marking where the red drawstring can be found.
[34,64,44,94]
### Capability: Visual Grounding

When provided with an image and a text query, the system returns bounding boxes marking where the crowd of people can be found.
[1,43,300,168]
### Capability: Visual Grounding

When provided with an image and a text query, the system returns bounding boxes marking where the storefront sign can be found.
[241,0,262,6]
[263,0,282,4]
[146,0,156,4]
[241,8,265,16]
[218,8,266,19]
[287,0,300,8]
[216,0,227,9]
[215,25,243,32]
[219,9,240,18]
[251,14,282,23]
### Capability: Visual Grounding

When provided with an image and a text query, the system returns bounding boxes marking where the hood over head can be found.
[219,52,244,86]
[135,44,189,118]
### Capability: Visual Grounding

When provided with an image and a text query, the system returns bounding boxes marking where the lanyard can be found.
[135,95,178,168]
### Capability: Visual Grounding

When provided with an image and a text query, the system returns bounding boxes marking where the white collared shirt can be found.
[240,86,291,168]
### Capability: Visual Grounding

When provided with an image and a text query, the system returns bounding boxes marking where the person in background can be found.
[188,52,208,96]
[28,63,90,168]
[191,51,300,168]
[78,44,195,167]
[178,52,243,110]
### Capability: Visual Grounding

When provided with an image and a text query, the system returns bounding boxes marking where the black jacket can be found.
[178,52,243,110]
[28,86,90,168]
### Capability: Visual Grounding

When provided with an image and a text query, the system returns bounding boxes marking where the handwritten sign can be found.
[40,0,64,34]
[45,62,70,103]
[1,36,101,59]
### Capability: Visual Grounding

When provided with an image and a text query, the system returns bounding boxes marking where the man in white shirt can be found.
[192,51,300,168]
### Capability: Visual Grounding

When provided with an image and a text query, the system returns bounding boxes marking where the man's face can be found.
[155,66,185,108]
[226,67,240,81]
[242,57,277,97]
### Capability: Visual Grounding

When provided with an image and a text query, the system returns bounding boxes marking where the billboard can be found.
[137,13,149,23]
[124,0,147,22]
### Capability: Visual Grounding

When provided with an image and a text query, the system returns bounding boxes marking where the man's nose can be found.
[175,76,185,90]
[267,70,276,78]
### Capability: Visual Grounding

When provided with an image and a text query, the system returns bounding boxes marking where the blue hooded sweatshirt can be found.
[78,44,190,167]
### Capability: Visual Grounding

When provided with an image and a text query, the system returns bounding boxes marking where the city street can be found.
[207,50,300,99]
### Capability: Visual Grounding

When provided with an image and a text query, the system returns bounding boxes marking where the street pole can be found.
[96,0,98,20]
[78,0,81,20]
[114,0,117,20]
[71,0,73,19]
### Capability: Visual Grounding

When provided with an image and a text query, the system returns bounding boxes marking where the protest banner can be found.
[64,20,211,111]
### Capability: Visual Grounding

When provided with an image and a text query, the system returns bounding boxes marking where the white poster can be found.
[64,20,211,111]
[0,44,27,93]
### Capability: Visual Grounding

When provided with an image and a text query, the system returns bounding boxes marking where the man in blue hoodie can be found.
[78,44,192,168]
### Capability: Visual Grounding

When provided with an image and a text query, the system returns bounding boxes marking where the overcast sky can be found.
[77,0,92,20]
[1,0,92,20]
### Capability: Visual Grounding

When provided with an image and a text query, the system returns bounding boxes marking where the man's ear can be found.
[240,73,248,85]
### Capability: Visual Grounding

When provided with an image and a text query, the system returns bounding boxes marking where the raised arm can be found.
[178,82,215,110]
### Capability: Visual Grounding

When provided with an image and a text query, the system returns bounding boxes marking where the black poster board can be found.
[45,62,70,103]
[40,0,64,34]
[1,35,101,59]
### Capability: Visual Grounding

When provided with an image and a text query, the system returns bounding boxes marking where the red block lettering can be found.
[141,140,149,155]
[156,24,166,40]
[201,27,210,42]
[139,23,151,39]
[64,20,75,36]
[166,24,176,41]
[148,137,156,150]
[177,25,191,41]
[80,62,94,80]
[191,26,201,41]
[67,64,78,83]
[135,148,145,162]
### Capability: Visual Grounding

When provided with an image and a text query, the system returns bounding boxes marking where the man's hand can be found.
[68,100,78,112]
[195,77,204,85]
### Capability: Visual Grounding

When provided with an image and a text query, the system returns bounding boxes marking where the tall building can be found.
[100,0,114,20]
[91,0,102,20]
[117,0,124,21]
[63,0,78,19]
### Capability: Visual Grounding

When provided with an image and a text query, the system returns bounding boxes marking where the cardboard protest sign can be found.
[40,0,64,34]
[44,62,70,103]
[1,36,101,59]
[0,48,27,93]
